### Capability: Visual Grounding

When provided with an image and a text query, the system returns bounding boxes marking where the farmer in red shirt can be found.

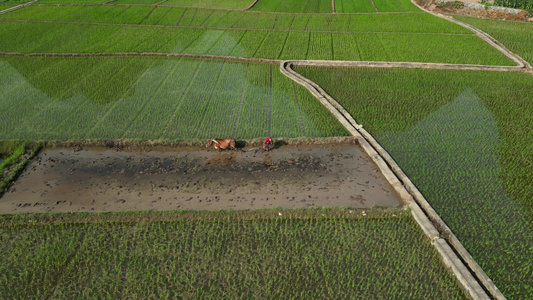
[263,137,273,151]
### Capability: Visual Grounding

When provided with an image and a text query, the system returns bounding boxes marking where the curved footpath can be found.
[281,61,492,300]
[2,1,532,299]
[0,0,38,15]
[280,2,533,299]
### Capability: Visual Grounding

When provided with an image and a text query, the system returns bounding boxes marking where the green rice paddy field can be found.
[0,4,515,64]
[456,16,533,65]
[0,210,466,299]
[295,66,533,298]
[1,0,532,298]
[0,57,348,140]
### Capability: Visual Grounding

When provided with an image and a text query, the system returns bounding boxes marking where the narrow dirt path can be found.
[410,0,531,69]
[0,0,39,15]
[274,4,531,299]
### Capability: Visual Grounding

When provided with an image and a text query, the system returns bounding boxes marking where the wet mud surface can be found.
[0,143,401,213]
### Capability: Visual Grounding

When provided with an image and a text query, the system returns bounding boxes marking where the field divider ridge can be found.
[0,51,524,73]
[0,19,479,36]
[243,0,259,11]
[281,60,498,300]
[279,59,525,72]
[411,0,531,70]
[0,0,39,15]
[0,51,283,64]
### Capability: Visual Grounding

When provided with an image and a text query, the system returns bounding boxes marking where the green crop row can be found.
[162,0,255,9]
[335,0,419,12]
[335,0,376,13]
[0,56,348,140]
[1,6,473,34]
[251,0,332,13]
[295,66,533,299]
[36,0,108,3]
[0,209,466,299]
[0,22,513,65]
[455,16,533,66]
[372,0,420,12]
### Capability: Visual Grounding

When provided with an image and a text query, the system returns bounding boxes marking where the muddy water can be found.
[0,143,401,213]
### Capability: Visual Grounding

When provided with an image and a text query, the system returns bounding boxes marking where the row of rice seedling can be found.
[234,64,272,138]
[307,32,334,60]
[271,13,295,30]
[279,31,309,60]
[455,16,533,65]
[194,62,248,139]
[250,0,332,13]
[206,30,245,56]
[334,0,376,13]
[0,21,513,65]
[175,6,214,26]
[252,31,288,59]
[161,0,255,10]
[0,56,348,140]
[0,210,467,299]
[228,11,278,30]
[94,59,185,140]
[332,32,361,60]
[36,0,108,3]
[114,0,161,4]
[270,65,306,137]
[372,0,420,12]
[2,6,474,34]
[294,66,533,299]
[147,6,186,26]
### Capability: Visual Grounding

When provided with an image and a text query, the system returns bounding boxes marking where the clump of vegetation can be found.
[0,142,41,194]
[494,0,533,10]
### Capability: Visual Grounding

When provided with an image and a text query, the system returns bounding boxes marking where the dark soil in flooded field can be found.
[0,140,402,213]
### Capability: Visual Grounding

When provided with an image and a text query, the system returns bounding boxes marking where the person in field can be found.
[263,137,273,151]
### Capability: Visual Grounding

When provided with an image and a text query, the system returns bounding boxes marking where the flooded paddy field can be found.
[0,142,401,213]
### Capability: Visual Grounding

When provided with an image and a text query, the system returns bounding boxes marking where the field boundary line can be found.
[370,0,379,13]
[281,60,494,300]
[27,3,426,14]
[280,59,524,72]
[0,52,525,73]
[243,0,259,11]
[0,0,38,15]
[0,19,478,36]
[0,51,283,64]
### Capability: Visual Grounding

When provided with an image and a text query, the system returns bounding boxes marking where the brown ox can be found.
[206,138,237,151]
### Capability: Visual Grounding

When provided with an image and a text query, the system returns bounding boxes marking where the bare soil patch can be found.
[0,141,401,213]
[418,0,531,22]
